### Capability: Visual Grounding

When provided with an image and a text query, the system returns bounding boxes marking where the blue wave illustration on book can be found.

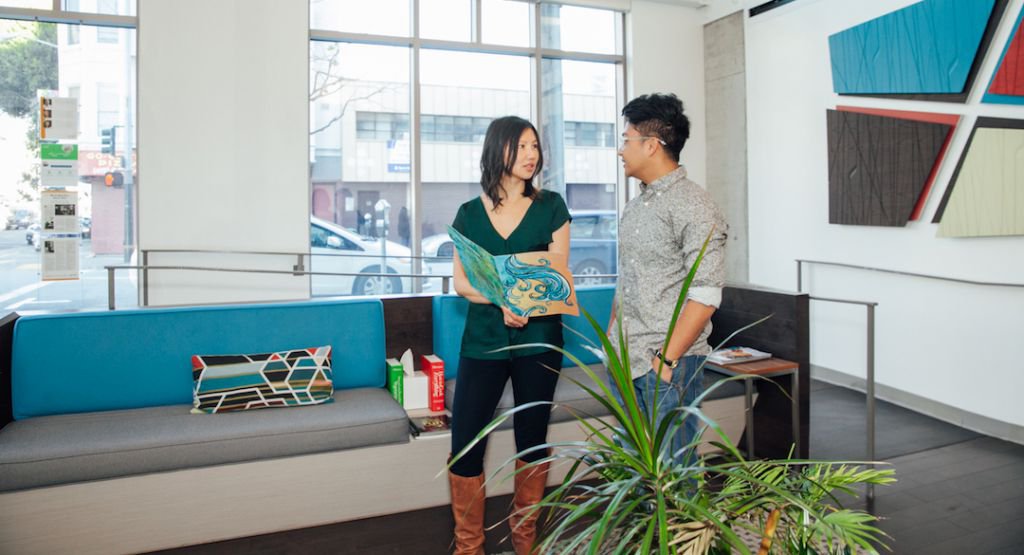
[501,254,573,317]
[447,225,577,317]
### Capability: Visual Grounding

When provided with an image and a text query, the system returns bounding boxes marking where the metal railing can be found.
[104,249,619,310]
[796,259,1024,290]
[795,259,880,504]
[795,259,1024,503]
[105,264,441,311]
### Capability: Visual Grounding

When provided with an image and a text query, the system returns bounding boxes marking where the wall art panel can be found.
[984,6,1024,104]
[934,118,1024,237]
[829,0,1008,102]
[827,109,952,227]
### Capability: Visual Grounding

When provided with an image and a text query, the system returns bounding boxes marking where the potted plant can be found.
[451,233,894,554]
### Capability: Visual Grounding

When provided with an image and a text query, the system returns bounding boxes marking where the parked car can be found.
[420,209,618,287]
[311,216,433,297]
[421,232,456,281]
[567,210,617,285]
[7,209,35,230]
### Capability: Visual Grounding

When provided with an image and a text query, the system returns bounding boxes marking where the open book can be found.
[447,225,579,317]
[707,346,772,365]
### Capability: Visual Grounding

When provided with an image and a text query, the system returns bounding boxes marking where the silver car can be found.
[311,216,433,296]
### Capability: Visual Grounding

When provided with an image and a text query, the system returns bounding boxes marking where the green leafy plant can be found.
[450,230,894,554]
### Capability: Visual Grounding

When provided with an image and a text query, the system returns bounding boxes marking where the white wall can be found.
[745,0,1024,432]
[138,0,310,305]
[628,0,707,188]
[702,0,746,23]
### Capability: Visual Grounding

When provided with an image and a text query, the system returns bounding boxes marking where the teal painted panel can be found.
[829,0,996,94]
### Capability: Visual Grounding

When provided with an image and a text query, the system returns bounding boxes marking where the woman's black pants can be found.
[449,350,562,477]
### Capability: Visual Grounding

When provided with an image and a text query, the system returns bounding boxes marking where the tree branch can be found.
[310,83,399,136]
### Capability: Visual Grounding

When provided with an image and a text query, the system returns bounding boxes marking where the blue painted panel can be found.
[829,0,996,94]
[11,298,386,419]
[983,93,1024,105]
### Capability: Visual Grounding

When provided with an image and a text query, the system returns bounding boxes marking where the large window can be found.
[418,49,531,253]
[0,4,138,311]
[309,1,625,297]
[542,58,619,282]
[309,41,414,296]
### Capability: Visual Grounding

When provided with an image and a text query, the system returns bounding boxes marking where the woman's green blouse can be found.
[451,190,572,360]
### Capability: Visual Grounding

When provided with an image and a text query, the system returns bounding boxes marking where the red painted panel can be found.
[836,106,959,126]
[990,18,1024,95]
[836,106,958,221]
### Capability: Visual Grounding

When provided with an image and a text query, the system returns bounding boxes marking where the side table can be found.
[705,357,800,459]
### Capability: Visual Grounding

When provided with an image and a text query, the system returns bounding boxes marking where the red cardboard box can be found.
[420,354,446,412]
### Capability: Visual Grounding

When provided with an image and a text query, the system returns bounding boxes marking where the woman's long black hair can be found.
[479,116,544,210]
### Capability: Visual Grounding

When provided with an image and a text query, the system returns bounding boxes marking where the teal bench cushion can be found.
[11,298,386,420]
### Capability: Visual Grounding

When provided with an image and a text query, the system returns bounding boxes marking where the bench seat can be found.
[0,388,408,492]
[0,298,400,494]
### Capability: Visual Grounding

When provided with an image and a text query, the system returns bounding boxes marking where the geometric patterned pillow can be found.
[191,346,334,414]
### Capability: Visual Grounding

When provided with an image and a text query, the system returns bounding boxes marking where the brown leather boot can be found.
[509,458,550,555]
[449,470,486,555]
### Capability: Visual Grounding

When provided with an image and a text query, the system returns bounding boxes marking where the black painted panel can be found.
[749,0,799,17]
[827,109,950,227]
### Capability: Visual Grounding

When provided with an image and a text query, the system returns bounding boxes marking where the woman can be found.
[448,116,571,555]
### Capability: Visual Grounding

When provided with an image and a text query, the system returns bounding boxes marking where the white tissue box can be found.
[402,372,429,410]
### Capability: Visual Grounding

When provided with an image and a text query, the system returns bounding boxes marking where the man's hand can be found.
[501,306,528,328]
[652,355,674,384]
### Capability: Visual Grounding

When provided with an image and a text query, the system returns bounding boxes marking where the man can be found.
[608,93,727,463]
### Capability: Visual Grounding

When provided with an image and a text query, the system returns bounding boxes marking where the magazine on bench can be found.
[707,346,772,365]
[408,409,452,438]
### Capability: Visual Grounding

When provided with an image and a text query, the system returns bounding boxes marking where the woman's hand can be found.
[501,306,528,328]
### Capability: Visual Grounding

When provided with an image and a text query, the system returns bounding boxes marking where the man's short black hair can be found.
[621,93,690,162]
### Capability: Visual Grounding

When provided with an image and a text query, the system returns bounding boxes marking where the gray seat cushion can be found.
[0,388,408,492]
[444,365,746,429]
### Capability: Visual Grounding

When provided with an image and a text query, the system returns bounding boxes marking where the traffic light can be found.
[101,126,116,155]
[104,171,123,188]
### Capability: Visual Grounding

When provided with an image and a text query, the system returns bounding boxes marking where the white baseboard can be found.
[811,364,1024,446]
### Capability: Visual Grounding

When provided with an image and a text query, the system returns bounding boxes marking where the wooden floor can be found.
[151,381,1024,554]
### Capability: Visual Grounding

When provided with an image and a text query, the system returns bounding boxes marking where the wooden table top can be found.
[706,357,799,375]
